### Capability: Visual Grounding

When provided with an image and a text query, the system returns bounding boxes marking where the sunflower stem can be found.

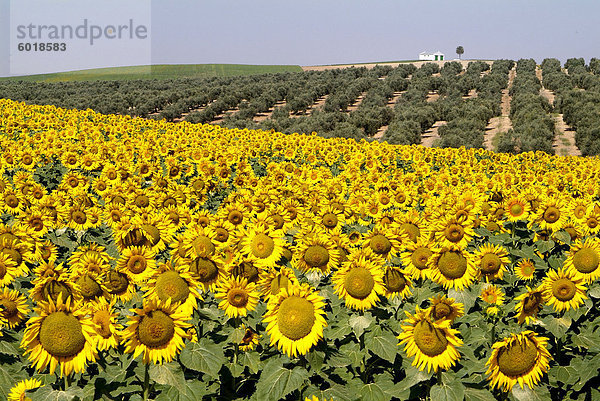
[142,363,150,401]
[491,324,496,345]
[436,370,442,385]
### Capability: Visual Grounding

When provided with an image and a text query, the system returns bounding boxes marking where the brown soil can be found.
[483,66,516,151]
[210,106,240,125]
[346,92,367,112]
[536,67,555,106]
[552,114,581,156]
[253,100,287,123]
[289,95,329,118]
[421,121,447,147]
[462,88,477,99]
[387,91,404,109]
[426,92,440,103]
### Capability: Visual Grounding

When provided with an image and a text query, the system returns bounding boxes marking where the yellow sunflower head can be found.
[332,258,385,311]
[382,267,413,300]
[240,223,286,268]
[486,331,551,392]
[564,237,600,283]
[401,237,434,280]
[428,248,476,291]
[0,287,29,329]
[257,266,299,301]
[89,297,123,351]
[7,378,43,401]
[263,283,327,357]
[480,284,505,305]
[515,287,544,325]
[427,295,464,323]
[215,275,260,318]
[540,268,587,313]
[397,307,463,373]
[474,243,510,282]
[515,259,536,281]
[292,232,341,275]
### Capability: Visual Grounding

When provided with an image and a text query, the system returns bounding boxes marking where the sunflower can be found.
[427,295,464,323]
[177,223,218,260]
[0,288,30,328]
[400,237,434,280]
[115,212,175,253]
[382,266,413,300]
[7,378,43,401]
[332,258,385,311]
[123,299,191,364]
[564,237,600,283]
[532,198,567,232]
[515,287,544,325]
[189,254,226,292]
[0,252,20,288]
[480,284,505,305]
[362,225,405,261]
[433,215,475,249]
[503,195,531,222]
[218,201,251,228]
[396,210,425,243]
[486,331,551,392]
[239,325,261,351]
[292,231,341,275]
[21,296,98,376]
[515,259,536,281]
[263,283,327,357]
[215,276,260,318]
[473,243,510,282]
[116,246,157,284]
[144,263,201,315]
[428,248,476,291]
[103,268,137,303]
[239,223,286,268]
[257,266,299,300]
[34,240,58,264]
[397,307,463,373]
[89,297,122,351]
[540,268,587,313]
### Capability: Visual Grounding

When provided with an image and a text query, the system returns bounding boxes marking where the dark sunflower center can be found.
[523,293,542,314]
[0,262,5,278]
[444,224,465,243]
[0,298,17,318]
[587,217,598,228]
[497,337,538,377]
[228,210,244,225]
[142,225,161,246]
[304,245,330,268]
[572,248,599,273]
[29,217,44,231]
[401,223,420,242]
[127,255,148,274]
[552,278,576,301]
[93,310,112,338]
[163,197,177,208]
[510,203,524,216]
[105,271,129,294]
[137,310,175,348]
[39,311,86,357]
[384,269,406,293]
[413,320,448,357]
[193,236,215,257]
[322,213,338,228]
[412,247,432,270]
[191,257,218,283]
[272,215,285,230]
[72,210,87,225]
[543,207,560,223]
[277,296,315,341]
[227,288,249,308]
[251,233,275,259]
[215,228,229,243]
[135,195,150,208]
[574,206,586,219]
[270,274,290,295]
[480,253,502,274]
[42,280,72,303]
[344,267,375,299]
[155,271,190,303]
[5,195,18,208]
[77,274,102,299]
[433,303,451,320]
[521,263,535,276]
[369,234,392,255]
[437,251,468,279]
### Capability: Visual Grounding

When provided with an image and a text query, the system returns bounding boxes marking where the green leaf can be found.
[30,386,85,401]
[359,383,390,401]
[364,327,398,363]
[179,338,226,378]
[549,365,578,385]
[536,240,554,254]
[448,284,479,312]
[553,230,571,244]
[254,359,309,401]
[542,316,571,339]
[511,384,552,401]
[239,351,261,374]
[149,363,185,392]
[464,387,496,401]
[430,381,465,401]
[0,340,20,356]
[306,350,325,372]
[396,365,431,392]
[0,364,27,400]
[348,314,373,338]
[155,381,208,401]
[588,283,600,299]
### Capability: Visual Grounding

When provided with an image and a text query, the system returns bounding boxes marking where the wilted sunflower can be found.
[7,378,43,401]
[398,307,463,373]
[473,243,510,282]
[401,237,434,280]
[263,283,327,357]
[515,287,544,325]
[144,263,201,315]
[332,258,385,311]
[215,276,260,318]
[382,267,413,300]
[427,295,464,323]
[564,237,600,283]
[239,223,286,268]
[21,296,98,376]
[513,258,535,281]
[428,248,476,291]
[540,268,587,313]
[89,297,122,351]
[239,325,261,351]
[292,232,341,275]
[123,299,191,364]
[103,268,137,303]
[486,331,551,392]
[257,266,299,300]
[0,288,30,328]
[31,271,79,304]
[480,284,505,305]
[116,246,157,284]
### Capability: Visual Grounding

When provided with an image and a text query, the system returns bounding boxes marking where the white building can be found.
[419,51,445,61]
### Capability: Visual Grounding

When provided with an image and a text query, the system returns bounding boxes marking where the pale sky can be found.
[1,0,599,76]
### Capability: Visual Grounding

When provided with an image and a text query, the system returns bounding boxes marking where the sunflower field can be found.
[2,97,600,401]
